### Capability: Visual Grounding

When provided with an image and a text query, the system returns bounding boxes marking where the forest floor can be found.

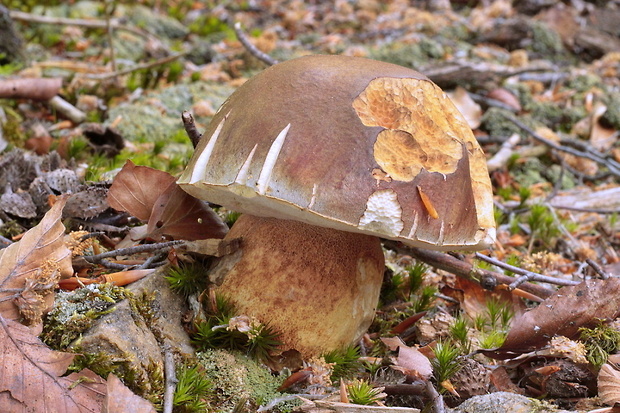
[1,0,620,412]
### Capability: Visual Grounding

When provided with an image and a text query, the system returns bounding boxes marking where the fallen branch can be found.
[9,9,154,40]
[384,242,556,300]
[81,51,188,80]
[474,252,581,290]
[0,78,62,101]
[502,113,620,177]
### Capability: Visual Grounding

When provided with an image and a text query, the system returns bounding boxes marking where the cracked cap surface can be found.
[179,55,496,250]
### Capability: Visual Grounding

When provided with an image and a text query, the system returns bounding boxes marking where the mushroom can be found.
[178,55,495,357]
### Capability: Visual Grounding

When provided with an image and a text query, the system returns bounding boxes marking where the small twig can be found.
[81,51,187,80]
[9,10,155,40]
[550,205,620,214]
[425,381,445,413]
[81,240,184,264]
[384,242,556,299]
[486,133,521,172]
[79,232,106,241]
[586,258,611,280]
[0,234,13,247]
[501,113,620,177]
[48,96,86,123]
[474,253,580,290]
[469,92,520,113]
[104,0,118,79]
[97,259,132,270]
[163,347,177,413]
[233,22,279,66]
[182,111,202,148]
[382,382,426,396]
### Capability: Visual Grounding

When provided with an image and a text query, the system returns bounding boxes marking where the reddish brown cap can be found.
[179,55,495,250]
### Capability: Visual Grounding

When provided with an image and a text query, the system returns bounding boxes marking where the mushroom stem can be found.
[208,214,385,357]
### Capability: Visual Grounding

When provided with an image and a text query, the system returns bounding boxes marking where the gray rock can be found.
[70,267,193,398]
[451,392,573,413]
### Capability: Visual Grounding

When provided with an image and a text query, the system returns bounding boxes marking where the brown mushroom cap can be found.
[179,55,495,250]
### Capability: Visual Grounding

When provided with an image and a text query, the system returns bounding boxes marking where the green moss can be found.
[41,284,129,349]
[323,345,362,381]
[165,263,209,298]
[174,363,212,413]
[481,107,536,138]
[198,349,299,412]
[522,97,586,132]
[602,93,620,130]
[369,42,429,69]
[566,74,605,96]
[580,322,620,367]
[72,349,165,408]
[529,22,566,60]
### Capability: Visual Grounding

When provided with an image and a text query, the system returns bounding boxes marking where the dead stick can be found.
[81,51,187,80]
[81,240,184,264]
[385,242,555,299]
[233,22,278,66]
[9,10,153,39]
[182,111,202,148]
[474,252,580,288]
[162,347,177,413]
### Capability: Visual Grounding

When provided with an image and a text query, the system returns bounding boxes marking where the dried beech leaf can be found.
[447,86,482,129]
[448,277,525,322]
[103,373,156,413]
[381,336,406,351]
[107,160,176,221]
[393,345,433,381]
[0,196,72,325]
[486,88,521,112]
[599,362,620,406]
[484,279,620,359]
[145,183,228,241]
[0,316,106,412]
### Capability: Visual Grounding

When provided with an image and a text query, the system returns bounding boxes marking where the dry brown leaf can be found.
[445,276,525,323]
[486,88,522,112]
[591,103,617,151]
[483,279,620,359]
[0,196,72,326]
[145,182,228,241]
[599,360,620,406]
[393,345,433,381]
[107,160,176,221]
[107,161,227,241]
[0,316,106,411]
[447,86,482,129]
[103,373,156,413]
